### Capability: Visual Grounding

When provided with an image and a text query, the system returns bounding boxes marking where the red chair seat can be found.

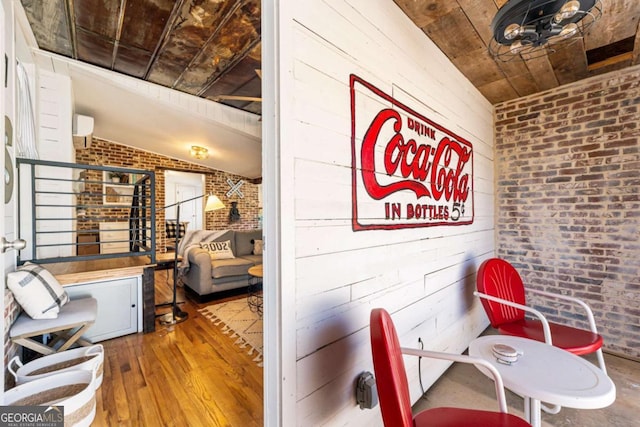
[498,319,603,355]
[415,407,530,427]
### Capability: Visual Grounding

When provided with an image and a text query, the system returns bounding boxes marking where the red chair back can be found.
[477,258,527,327]
[370,308,413,427]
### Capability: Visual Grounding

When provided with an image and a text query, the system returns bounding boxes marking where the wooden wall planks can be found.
[285,1,495,424]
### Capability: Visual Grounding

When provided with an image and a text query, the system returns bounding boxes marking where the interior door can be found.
[164,171,205,231]
[176,184,200,232]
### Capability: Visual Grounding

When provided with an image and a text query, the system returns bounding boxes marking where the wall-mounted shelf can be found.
[103,170,135,206]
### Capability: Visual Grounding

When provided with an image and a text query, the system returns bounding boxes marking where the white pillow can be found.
[200,240,235,260]
[7,263,69,319]
[253,239,263,255]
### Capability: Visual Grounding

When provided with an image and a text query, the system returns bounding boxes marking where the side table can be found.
[469,335,615,427]
[247,265,263,317]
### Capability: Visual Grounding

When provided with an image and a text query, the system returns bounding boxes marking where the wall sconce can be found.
[190,145,209,159]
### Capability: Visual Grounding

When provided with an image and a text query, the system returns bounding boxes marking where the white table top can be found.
[469,335,616,410]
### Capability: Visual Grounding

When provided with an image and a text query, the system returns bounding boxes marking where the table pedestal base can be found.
[247,277,263,317]
[524,397,542,427]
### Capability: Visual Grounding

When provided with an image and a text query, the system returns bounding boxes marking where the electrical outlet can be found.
[356,371,378,409]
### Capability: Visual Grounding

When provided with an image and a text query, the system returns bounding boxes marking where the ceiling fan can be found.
[213,69,262,103]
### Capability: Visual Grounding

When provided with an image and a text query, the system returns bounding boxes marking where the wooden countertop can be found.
[57,266,150,286]
[44,256,153,286]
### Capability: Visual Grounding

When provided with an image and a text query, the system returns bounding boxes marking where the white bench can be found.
[10,297,98,355]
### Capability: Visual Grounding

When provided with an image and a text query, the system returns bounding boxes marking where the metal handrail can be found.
[16,158,156,264]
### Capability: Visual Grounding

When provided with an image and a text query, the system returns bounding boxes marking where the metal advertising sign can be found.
[350,75,474,231]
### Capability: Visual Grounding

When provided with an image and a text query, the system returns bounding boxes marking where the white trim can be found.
[263,1,297,425]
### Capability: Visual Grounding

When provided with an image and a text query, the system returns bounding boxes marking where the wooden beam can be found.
[524,54,559,92]
[589,52,634,71]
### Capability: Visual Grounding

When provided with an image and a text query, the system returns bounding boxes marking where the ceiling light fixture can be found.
[489,0,602,62]
[190,145,209,159]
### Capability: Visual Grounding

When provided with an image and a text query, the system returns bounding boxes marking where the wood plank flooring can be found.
[91,269,264,426]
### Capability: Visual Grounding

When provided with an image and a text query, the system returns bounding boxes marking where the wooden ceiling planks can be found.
[456,0,498,45]
[393,0,460,28]
[452,48,505,87]
[548,39,590,86]
[584,0,640,50]
[421,7,486,60]
[633,21,640,65]
[524,55,560,92]
[496,57,541,97]
[478,78,520,105]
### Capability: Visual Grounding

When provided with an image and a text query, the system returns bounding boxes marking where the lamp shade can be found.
[204,195,225,212]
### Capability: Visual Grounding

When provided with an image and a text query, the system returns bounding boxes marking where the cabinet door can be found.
[65,277,139,342]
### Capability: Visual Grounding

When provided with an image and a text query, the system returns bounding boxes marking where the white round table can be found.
[469,335,615,427]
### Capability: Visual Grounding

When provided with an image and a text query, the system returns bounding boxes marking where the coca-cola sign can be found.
[350,75,474,230]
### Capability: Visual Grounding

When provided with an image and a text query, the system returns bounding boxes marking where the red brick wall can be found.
[75,138,262,251]
[494,66,640,358]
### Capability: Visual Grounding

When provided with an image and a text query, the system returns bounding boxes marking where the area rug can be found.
[199,298,263,367]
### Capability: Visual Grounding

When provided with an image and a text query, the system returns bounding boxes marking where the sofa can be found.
[180,229,262,297]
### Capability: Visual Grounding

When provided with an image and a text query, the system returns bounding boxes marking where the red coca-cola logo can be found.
[350,75,474,231]
[361,108,471,203]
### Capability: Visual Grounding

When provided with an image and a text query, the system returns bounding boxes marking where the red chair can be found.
[475,258,606,373]
[370,308,531,427]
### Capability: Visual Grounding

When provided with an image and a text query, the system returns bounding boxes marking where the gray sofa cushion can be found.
[210,257,254,279]
[240,254,262,265]
[235,229,263,256]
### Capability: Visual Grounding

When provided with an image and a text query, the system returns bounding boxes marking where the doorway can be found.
[164,170,206,233]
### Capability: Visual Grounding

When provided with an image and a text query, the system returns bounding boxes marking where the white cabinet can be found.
[99,221,129,254]
[64,276,142,342]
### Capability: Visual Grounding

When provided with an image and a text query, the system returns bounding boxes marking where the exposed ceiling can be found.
[16,0,640,177]
[394,0,640,104]
[20,0,262,114]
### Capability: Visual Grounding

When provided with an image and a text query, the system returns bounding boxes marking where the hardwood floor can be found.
[91,269,264,426]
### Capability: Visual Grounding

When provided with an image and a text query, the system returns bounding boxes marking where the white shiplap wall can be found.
[18,70,75,260]
[277,1,495,425]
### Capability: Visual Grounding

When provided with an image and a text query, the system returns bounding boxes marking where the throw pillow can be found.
[166,220,189,239]
[252,239,263,255]
[200,240,235,260]
[7,263,70,319]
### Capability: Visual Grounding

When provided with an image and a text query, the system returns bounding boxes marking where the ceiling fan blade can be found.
[213,95,262,102]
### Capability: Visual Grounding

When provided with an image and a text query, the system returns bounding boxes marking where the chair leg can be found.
[12,322,94,356]
[57,323,94,352]
[12,337,56,356]
[596,348,607,375]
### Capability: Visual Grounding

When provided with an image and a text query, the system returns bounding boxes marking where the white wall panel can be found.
[279,0,495,425]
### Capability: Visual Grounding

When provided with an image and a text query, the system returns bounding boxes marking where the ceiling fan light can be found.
[554,1,581,23]
[509,40,526,54]
[559,23,579,38]
[504,23,523,40]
